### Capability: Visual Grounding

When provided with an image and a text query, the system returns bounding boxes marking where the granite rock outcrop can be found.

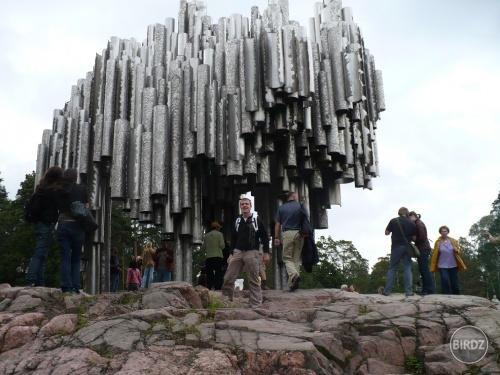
[0,282,499,374]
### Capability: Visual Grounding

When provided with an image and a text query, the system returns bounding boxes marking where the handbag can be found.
[299,203,314,237]
[395,217,420,258]
[71,201,99,232]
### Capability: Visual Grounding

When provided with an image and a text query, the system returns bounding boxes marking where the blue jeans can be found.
[141,267,154,288]
[384,245,413,296]
[57,221,85,293]
[110,273,120,292]
[155,269,172,282]
[417,249,435,294]
[439,267,459,294]
[26,222,55,286]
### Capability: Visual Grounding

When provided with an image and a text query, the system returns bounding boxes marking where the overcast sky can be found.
[1,0,499,270]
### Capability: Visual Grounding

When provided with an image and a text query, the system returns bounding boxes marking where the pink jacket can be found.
[126,268,142,285]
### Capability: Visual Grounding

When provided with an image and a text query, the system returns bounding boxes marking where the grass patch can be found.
[391,327,402,338]
[76,313,89,330]
[358,305,372,315]
[55,329,69,336]
[171,325,201,341]
[112,293,140,306]
[152,318,176,329]
[207,297,226,318]
[405,356,425,375]
[350,322,363,331]
[231,343,245,355]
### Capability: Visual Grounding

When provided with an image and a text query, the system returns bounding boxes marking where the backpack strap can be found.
[235,214,259,232]
[252,213,259,232]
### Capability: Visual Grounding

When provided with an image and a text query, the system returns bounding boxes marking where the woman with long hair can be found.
[25,166,63,287]
[141,241,156,288]
[55,168,89,296]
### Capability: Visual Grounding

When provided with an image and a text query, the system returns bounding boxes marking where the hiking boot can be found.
[262,285,269,290]
[289,275,301,292]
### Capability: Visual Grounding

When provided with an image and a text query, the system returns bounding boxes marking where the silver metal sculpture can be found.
[35,0,385,294]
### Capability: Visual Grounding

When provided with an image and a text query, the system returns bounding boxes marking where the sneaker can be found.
[290,275,301,292]
[405,293,415,297]
[262,285,270,290]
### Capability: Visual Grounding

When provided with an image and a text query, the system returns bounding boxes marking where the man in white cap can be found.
[201,221,225,290]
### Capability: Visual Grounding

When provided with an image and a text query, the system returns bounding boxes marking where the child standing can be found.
[126,260,142,291]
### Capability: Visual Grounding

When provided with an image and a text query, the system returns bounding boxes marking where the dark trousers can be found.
[110,273,120,292]
[416,249,434,294]
[205,256,224,290]
[439,267,459,294]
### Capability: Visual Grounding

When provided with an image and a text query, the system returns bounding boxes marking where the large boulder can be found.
[0,282,498,374]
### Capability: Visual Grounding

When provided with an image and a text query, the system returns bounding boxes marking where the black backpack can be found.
[24,192,41,223]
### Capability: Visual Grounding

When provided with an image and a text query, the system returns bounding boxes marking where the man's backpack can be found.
[235,213,259,232]
[24,192,42,223]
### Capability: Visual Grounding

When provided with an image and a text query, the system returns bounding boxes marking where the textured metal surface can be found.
[34,0,385,291]
[151,105,168,197]
[110,119,129,200]
[139,132,153,213]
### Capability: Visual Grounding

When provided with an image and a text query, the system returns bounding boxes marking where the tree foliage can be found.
[306,236,369,291]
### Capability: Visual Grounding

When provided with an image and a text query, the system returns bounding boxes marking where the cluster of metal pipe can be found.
[35,0,385,292]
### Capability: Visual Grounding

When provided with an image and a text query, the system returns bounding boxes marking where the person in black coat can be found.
[25,166,63,287]
[55,168,89,296]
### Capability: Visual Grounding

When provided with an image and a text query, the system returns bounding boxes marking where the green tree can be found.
[368,255,390,292]
[0,172,61,287]
[466,191,500,298]
[310,236,369,291]
[456,237,485,296]
[300,242,343,289]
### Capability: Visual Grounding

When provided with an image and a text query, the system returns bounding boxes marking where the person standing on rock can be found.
[110,247,121,292]
[55,168,89,296]
[126,260,142,291]
[274,192,306,292]
[201,221,225,290]
[25,166,63,287]
[221,197,270,309]
[141,242,156,288]
[154,238,174,282]
[409,211,434,296]
[483,231,500,244]
[430,225,466,295]
[382,207,416,297]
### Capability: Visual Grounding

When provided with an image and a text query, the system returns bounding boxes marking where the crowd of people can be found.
[27,170,499,303]
[27,166,178,295]
[381,207,469,297]
[124,238,174,291]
